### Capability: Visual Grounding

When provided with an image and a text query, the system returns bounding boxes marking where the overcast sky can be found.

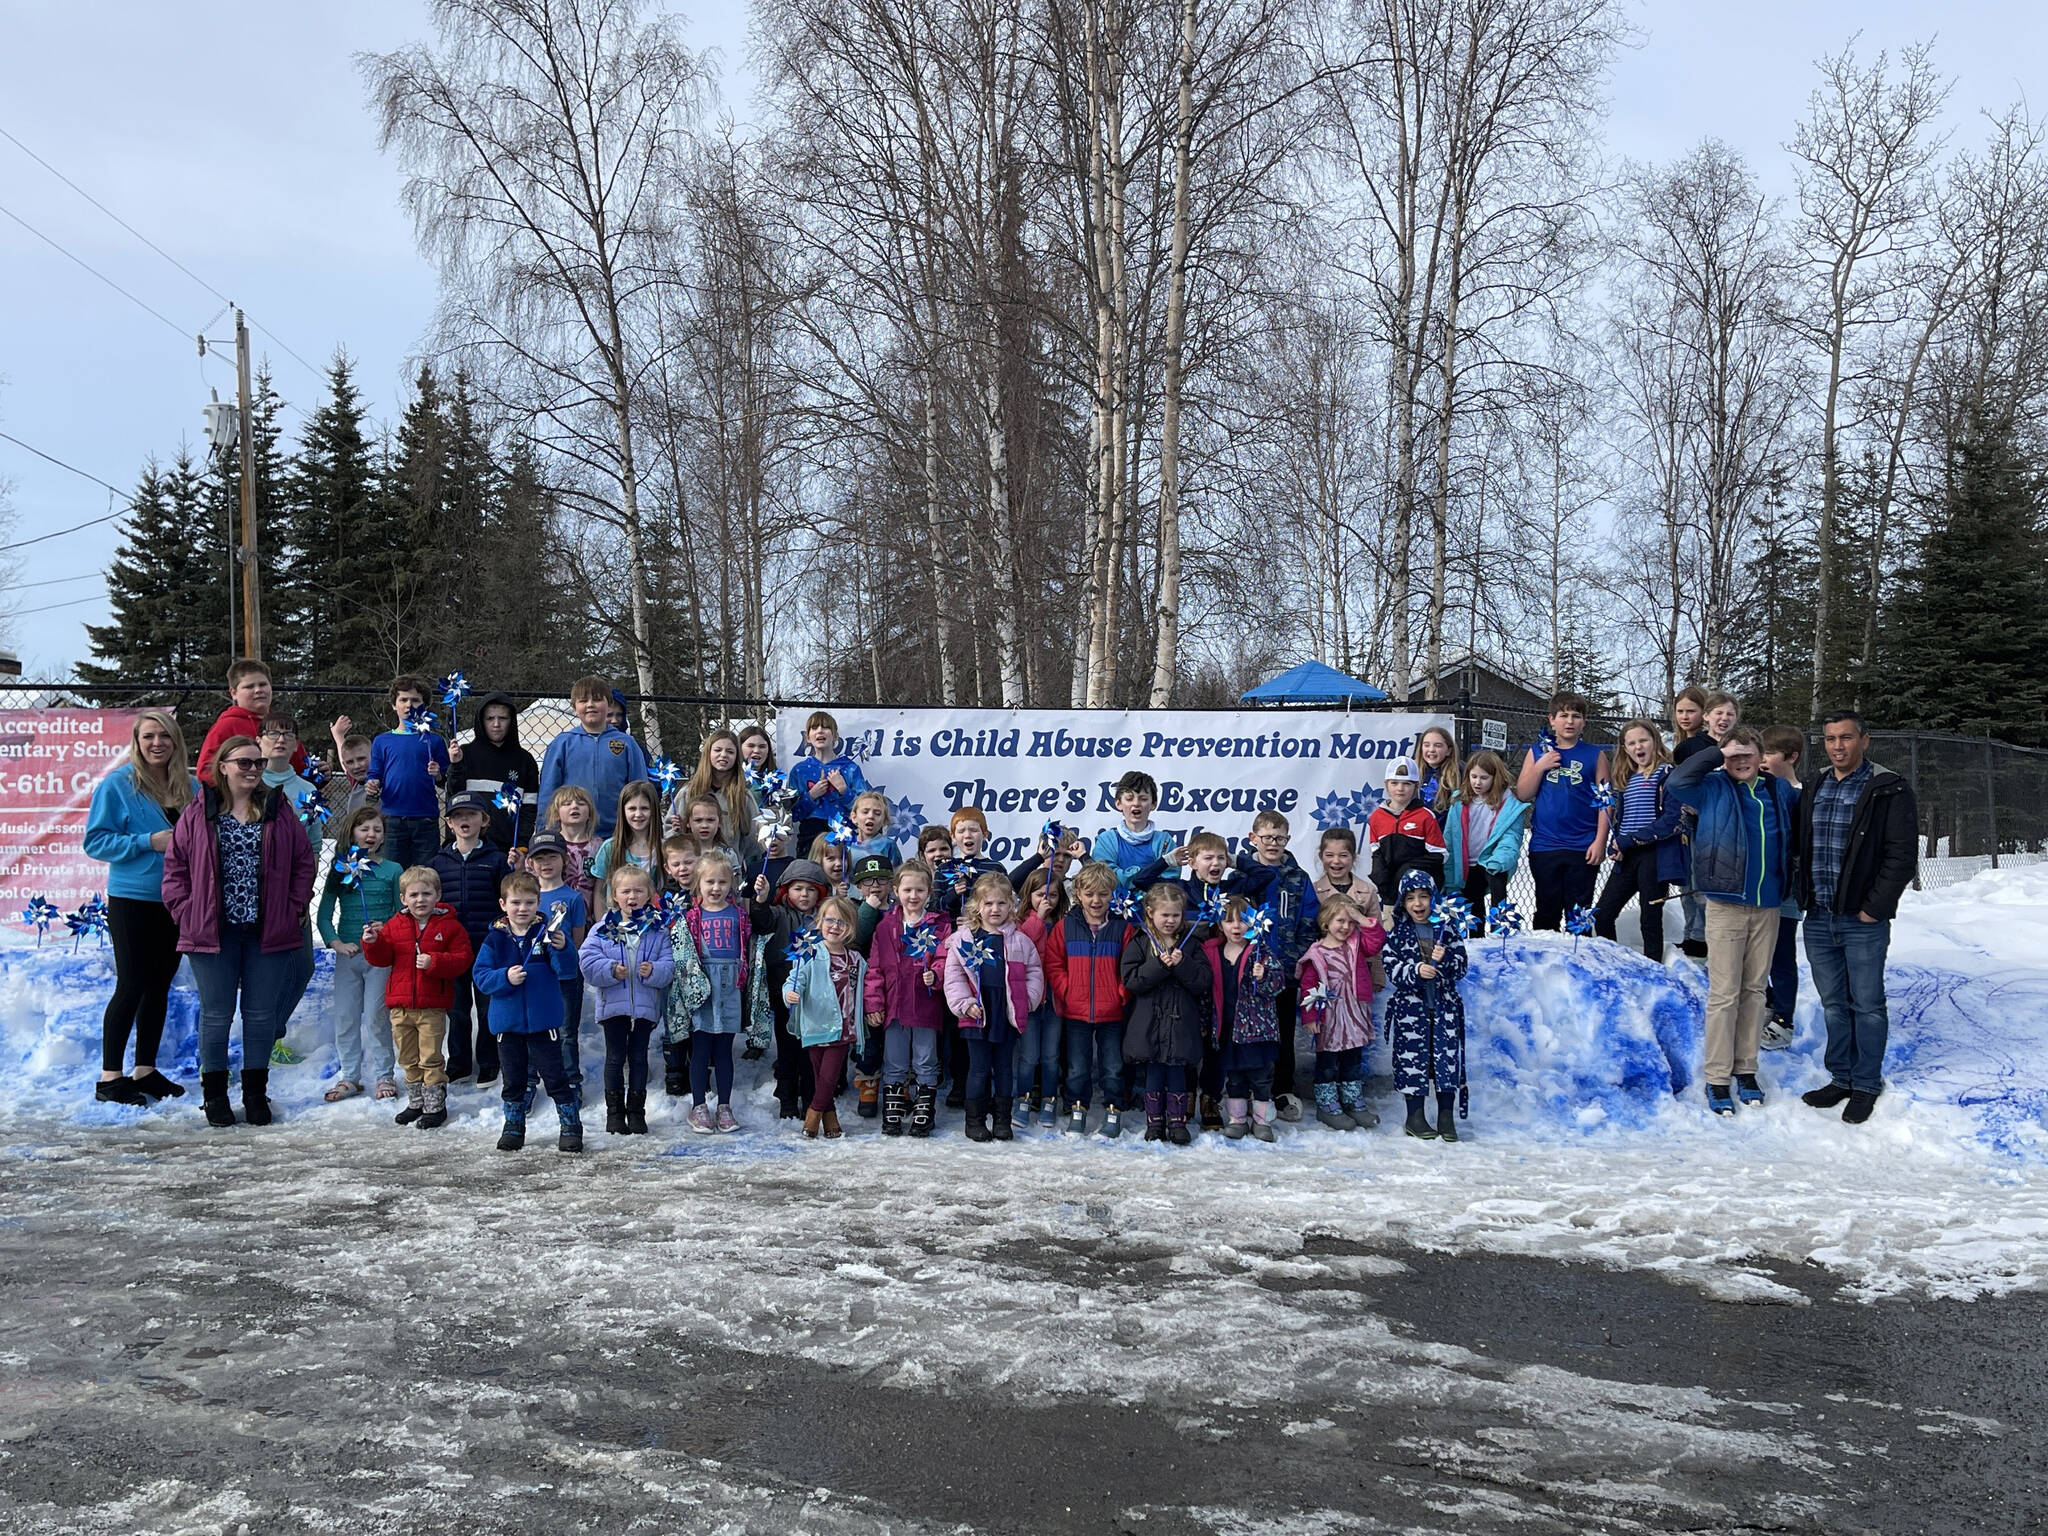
[2,0,2043,678]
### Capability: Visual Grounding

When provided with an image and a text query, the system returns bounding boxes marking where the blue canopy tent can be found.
[1239,661,1389,708]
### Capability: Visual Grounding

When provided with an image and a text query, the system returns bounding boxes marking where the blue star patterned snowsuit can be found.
[1384,868,1470,1115]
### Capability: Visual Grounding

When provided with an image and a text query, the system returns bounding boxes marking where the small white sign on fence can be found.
[1481,718,1508,752]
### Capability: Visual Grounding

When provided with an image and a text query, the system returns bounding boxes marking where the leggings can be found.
[1143,1062,1189,1094]
[1594,845,1669,962]
[691,1031,736,1105]
[807,1041,850,1113]
[103,896,181,1072]
[601,1017,655,1097]
[1460,865,1510,936]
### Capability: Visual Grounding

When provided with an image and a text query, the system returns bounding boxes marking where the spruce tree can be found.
[1870,417,2048,744]
[280,356,383,686]
[80,452,232,705]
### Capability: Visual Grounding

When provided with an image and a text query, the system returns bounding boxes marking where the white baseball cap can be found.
[1385,757,1420,784]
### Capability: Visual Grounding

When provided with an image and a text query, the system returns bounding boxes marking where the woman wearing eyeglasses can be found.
[162,733,316,1127]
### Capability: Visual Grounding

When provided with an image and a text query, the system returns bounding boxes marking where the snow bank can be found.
[6,865,2046,1302]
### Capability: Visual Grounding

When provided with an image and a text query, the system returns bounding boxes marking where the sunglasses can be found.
[221,756,265,770]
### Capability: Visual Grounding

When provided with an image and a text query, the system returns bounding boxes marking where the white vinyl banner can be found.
[776,707,1454,867]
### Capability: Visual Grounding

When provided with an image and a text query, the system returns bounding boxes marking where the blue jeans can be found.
[189,926,294,1072]
[883,1024,941,1087]
[963,1027,1016,1103]
[330,948,394,1084]
[276,922,315,1038]
[385,815,441,873]
[1804,911,1891,1095]
[557,978,584,1088]
[1143,1062,1188,1094]
[1064,1019,1126,1109]
[1016,1004,1063,1103]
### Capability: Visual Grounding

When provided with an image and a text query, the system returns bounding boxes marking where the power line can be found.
[0,429,128,496]
[4,593,107,620]
[0,198,190,340]
[0,510,126,553]
[7,571,103,592]
[0,125,327,383]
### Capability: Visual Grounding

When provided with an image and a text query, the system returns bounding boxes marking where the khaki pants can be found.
[1703,902,1777,1085]
[390,1007,450,1087]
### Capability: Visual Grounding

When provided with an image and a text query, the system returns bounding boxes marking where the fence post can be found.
[1907,735,1923,885]
[1985,733,1999,871]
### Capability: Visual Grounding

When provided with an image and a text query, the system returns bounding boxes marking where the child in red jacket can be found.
[361,865,474,1129]
[195,659,311,782]
[1044,861,1136,1138]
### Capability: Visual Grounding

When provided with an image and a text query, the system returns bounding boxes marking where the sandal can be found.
[323,1080,364,1102]
[373,1078,399,1100]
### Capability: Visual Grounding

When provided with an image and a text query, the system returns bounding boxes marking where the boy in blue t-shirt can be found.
[1089,770,1174,886]
[523,830,591,1098]
[366,674,451,871]
[538,675,650,838]
[1512,691,1611,931]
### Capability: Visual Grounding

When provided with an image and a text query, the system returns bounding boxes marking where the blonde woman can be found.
[84,710,198,1104]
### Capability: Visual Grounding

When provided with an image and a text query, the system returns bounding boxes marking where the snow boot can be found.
[96,1076,146,1106]
[856,1073,881,1119]
[1402,1093,1438,1140]
[240,1069,273,1126]
[991,1099,1014,1142]
[1734,1073,1766,1106]
[964,1099,993,1143]
[1066,1103,1088,1135]
[625,1089,648,1135]
[200,1070,236,1128]
[803,1109,823,1139]
[1143,1091,1166,1142]
[1339,1080,1378,1129]
[394,1080,423,1126]
[1099,1104,1123,1139]
[605,1090,628,1135]
[1802,1081,1852,1110]
[1200,1094,1224,1132]
[1038,1098,1058,1130]
[822,1105,843,1139]
[1165,1092,1192,1146]
[881,1084,908,1136]
[1314,1083,1355,1131]
[1843,1089,1879,1125]
[1705,1082,1736,1117]
[1251,1099,1277,1143]
[909,1085,937,1138]
[418,1084,448,1129]
[557,1099,585,1153]
[1760,1013,1795,1051]
[1223,1096,1250,1140]
[664,1053,687,1097]
[497,1103,526,1152]
[1435,1091,1460,1142]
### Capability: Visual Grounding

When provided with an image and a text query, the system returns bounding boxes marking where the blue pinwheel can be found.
[746,765,790,804]
[1435,894,1476,939]
[959,932,999,971]
[293,788,333,828]
[493,785,523,819]
[1109,887,1142,921]
[650,755,685,796]
[397,704,439,737]
[1488,898,1525,954]
[932,855,971,892]
[66,895,110,951]
[334,844,374,888]
[844,732,873,765]
[785,928,822,968]
[1565,904,1596,950]
[1190,895,1226,930]
[1591,779,1615,813]
[824,815,857,849]
[1039,818,1067,855]
[755,806,795,846]
[21,895,60,946]
[902,921,941,963]
[1298,981,1330,1015]
[658,889,690,928]
[439,671,470,714]
[300,760,329,793]
[1241,901,1277,955]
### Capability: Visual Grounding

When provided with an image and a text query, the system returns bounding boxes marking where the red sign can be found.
[0,709,141,909]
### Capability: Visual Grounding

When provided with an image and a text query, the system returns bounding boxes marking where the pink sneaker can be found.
[687,1103,714,1135]
[715,1104,741,1134]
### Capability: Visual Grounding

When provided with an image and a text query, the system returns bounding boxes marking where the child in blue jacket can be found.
[1594,721,1684,961]
[787,710,869,852]
[474,872,584,1153]
[578,864,676,1135]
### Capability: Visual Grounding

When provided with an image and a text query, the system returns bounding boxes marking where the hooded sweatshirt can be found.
[449,692,541,849]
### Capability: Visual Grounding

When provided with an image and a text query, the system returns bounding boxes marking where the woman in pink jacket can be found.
[942,872,1045,1143]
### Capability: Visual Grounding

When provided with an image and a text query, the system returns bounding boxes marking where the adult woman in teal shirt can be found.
[83,710,199,1103]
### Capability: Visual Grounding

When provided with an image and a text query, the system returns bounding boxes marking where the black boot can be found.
[95,1076,147,1105]
[497,1103,526,1152]
[1166,1091,1192,1146]
[1144,1091,1165,1142]
[240,1069,273,1126]
[909,1085,936,1138]
[882,1083,908,1137]
[625,1088,648,1135]
[132,1069,184,1100]
[665,1060,687,1097]
[418,1083,448,1129]
[394,1080,424,1125]
[1802,1081,1853,1110]
[605,1090,627,1135]
[964,1099,993,1142]
[1403,1093,1438,1140]
[1436,1091,1460,1142]
[557,1098,585,1153]
[991,1098,1014,1142]
[200,1070,235,1128]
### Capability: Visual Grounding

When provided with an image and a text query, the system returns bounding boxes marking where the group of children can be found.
[170,658,1809,1154]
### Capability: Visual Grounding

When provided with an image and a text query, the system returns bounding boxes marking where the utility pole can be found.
[235,309,263,661]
